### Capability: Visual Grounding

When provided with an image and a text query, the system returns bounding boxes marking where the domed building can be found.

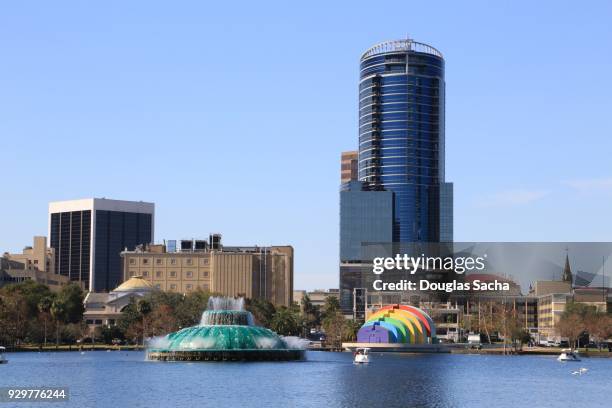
[83,276,157,330]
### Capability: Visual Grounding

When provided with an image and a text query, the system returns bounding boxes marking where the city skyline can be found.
[2,1,612,290]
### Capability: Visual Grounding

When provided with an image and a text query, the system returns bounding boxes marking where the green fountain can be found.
[147,297,305,362]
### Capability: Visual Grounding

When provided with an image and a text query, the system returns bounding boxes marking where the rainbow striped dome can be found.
[356,305,436,344]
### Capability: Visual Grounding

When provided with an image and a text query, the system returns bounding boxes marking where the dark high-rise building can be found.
[49,198,154,292]
[358,39,449,242]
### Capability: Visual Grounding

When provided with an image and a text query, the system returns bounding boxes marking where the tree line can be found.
[556,302,612,349]
[0,280,84,347]
[0,281,359,348]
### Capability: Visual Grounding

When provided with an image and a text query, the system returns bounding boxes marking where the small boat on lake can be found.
[353,347,370,364]
[0,346,8,364]
[558,348,580,362]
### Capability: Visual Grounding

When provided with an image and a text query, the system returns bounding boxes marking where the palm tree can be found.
[50,299,67,348]
[137,299,152,346]
[38,297,53,347]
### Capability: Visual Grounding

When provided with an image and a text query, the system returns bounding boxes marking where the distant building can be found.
[530,280,572,297]
[339,182,393,262]
[562,252,573,283]
[537,292,572,339]
[340,151,358,184]
[3,236,55,274]
[83,276,157,330]
[49,198,154,292]
[358,39,450,242]
[121,237,293,307]
[339,39,454,317]
[1,236,70,291]
[294,289,339,309]
[339,181,393,314]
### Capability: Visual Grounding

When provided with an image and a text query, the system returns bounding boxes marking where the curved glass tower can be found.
[358,39,445,242]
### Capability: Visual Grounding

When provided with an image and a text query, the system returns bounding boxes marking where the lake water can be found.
[1,350,611,407]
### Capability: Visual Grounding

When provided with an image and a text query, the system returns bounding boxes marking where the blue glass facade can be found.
[440,182,453,243]
[358,40,445,242]
[340,181,394,262]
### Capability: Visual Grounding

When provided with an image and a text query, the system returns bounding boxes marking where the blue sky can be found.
[1,1,611,290]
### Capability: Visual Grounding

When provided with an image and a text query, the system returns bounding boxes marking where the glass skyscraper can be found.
[358,39,450,242]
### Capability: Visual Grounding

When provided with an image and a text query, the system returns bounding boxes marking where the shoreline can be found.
[4,345,145,353]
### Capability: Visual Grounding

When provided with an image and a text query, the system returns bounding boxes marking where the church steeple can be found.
[562,250,573,284]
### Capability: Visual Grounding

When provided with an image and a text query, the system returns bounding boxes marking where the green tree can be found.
[343,319,361,342]
[50,299,67,346]
[0,292,29,346]
[557,301,597,348]
[322,296,340,319]
[1,280,53,318]
[137,299,152,345]
[300,294,320,336]
[37,296,54,347]
[175,290,211,327]
[322,310,346,349]
[245,298,276,327]
[99,325,125,345]
[117,299,141,343]
[270,306,300,335]
[57,284,85,324]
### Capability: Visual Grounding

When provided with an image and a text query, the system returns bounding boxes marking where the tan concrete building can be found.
[1,236,70,291]
[294,289,339,309]
[121,243,293,307]
[537,292,572,339]
[3,236,55,274]
[530,280,572,297]
[341,151,358,184]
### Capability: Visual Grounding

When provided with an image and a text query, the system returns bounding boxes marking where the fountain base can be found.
[148,349,304,362]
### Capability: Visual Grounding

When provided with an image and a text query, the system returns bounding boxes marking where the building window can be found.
[33,260,39,264]
[186,271,193,278]
[129,259,136,265]
[186,259,193,265]
[142,271,148,277]
[170,284,177,290]
[203,271,209,277]
[156,271,162,278]
[86,319,94,324]
[170,271,176,277]
[156,259,162,265]
[142,259,149,265]
[170,258,177,265]
[186,284,193,291]
[130,271,136,277]
[203,258,209,265]
[203,284,210,291]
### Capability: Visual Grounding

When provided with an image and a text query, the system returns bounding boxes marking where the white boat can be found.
[558,348,581,362]
[353,347,370,364]
[0,346,7,364]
